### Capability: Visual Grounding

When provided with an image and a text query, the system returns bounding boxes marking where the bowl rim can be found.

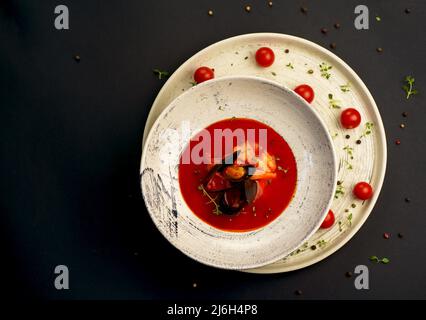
[140,75,337,269]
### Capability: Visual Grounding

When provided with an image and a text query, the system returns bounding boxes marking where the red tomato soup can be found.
[179,118,297,232]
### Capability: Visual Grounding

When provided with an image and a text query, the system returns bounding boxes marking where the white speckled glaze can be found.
[141,76,337,270]
[140,33,387,273]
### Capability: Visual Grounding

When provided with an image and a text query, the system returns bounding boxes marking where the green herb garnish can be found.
[347,213,353,226]
[370,256,390,264]
[290,242,309,256]
[153,69,170,80]
[319,62,333,79]
[343,146,354,169]
[343,145,354,157]
[328,93,341,109]
[340,83,351,92]
[198,184,223,215]
[344,160,353,170]
[360,122,374,139]
[335,183,345,199]
[402,75,418,99]
[271,71,277,76]
[370,255,379,262]
[307,69,314,74]
[317,239,327,248]
[286,62,294,69]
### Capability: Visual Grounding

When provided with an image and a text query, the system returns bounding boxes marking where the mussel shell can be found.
[244,180,259,204]
[219,187,246,215]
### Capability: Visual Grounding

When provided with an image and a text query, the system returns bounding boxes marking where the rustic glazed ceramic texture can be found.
[141,76,337,270]
[141,33,387,273]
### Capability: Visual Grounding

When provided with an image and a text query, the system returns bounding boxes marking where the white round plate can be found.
[141,33,387,273]
[140,76,337,270]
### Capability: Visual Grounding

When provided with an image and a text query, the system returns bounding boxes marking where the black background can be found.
[1,0,425,300]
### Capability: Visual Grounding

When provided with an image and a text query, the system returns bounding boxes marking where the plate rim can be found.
[141,33,387,273]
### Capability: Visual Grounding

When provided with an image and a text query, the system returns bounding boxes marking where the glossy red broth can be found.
[179,118,297,232]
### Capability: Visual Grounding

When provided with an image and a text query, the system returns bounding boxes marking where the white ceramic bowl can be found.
[140,76,337,270]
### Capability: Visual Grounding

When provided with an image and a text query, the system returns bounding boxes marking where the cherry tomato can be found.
[353,182,373,200]
[320,210,335,229]
[294,84,315,103]
[194,66,214,83]
[255,47,275,67]
[340,108,361,129]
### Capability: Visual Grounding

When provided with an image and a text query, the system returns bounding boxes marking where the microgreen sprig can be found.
[344,160,353,170]
[290,242,309,256]
[319,62,333,79]
[340,83,351,92]
[317,239,327,248]
[198,184,223,215]
[286,62,294,69]
[328,93,341,109]
[347,213,353,226]
[370,256,390,264]
[153,69,170,80]
[335,182,345,199]
[359,122,374,139]
[343,145,354,158]
[402,75,418,99]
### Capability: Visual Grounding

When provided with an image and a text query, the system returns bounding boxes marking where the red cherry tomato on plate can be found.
[340,108,361,129]
[194,66,214,83]
[294,84,315,103]
[353,182,373,200]
[321,209,335,229]
[255,47,275,67]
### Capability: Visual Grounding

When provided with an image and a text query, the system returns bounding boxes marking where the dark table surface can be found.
[1,0,425,300]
